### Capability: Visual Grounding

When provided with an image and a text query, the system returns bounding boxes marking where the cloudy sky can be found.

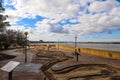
[3,0,120,42]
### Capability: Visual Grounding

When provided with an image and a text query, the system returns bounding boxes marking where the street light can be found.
[24,31,28,63]
[74,35,79,62]
[57,39,59,50]
[75,35,77,50]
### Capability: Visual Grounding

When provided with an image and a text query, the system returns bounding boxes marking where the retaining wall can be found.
[30,44,120,59]
[80,48,120,59]
[57,45,120,59]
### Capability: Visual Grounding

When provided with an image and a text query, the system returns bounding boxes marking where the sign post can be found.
[1,61,20,80]
[8,71,13,80]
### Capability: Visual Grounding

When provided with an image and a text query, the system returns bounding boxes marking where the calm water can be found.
[32,43,120,52]
[60,43,120,52]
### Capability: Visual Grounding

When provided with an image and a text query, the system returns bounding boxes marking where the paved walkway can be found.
[0,48,120,80]
[0,49,45,80]
[59,49,120,69]
[0,49,34,64]
[14,63,42,73]
[1,48,120,69]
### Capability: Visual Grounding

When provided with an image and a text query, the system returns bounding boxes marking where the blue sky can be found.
[3,0,120,42]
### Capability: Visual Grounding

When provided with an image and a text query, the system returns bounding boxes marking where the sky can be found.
[2,0,120,42]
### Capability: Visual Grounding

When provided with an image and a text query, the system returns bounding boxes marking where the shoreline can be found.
[30,44,120,59]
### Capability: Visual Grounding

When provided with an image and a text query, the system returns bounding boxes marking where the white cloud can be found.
[4,0,120,41]
[35,19,68,34]
[7,25,25,31]
[76,13,120,34]
[110,7,120,17]
[4,0,79,19]
[89,0,119,13]
[69,19,78,23]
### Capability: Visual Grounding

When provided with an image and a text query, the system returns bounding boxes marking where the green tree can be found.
[1,30,25,49]
[2,30,17,49]
[16,30,25,46]
[0,1,10,49]
[0,0,10,32]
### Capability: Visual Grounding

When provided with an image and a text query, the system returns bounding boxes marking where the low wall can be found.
[30,44,56,48]
[58,45,75,51]
[30,44,120,59]
[58,45,120,59]
[80,48,120,59]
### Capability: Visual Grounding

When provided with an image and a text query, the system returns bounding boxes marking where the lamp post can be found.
[74,35,78,62]
[24,31,28,63]
[58,39,59,50]
[75,35,77,50]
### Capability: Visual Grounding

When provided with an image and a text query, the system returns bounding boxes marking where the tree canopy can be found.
[0,1,26,49]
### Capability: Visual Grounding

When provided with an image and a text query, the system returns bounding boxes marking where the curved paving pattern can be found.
[34,49,120,80]
[50,64,120,80]
[0,47,120,80]
[14,63,42,73]
[0,53,16,61]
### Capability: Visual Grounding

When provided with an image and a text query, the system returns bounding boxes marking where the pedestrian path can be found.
[14,63,42,73]
[59,49,120,69]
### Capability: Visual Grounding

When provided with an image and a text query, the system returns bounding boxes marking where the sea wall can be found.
[30,44,120,59]
[58,45,120,59]
[58,45,75,51]
[30,44,56,48]
[80,48,120,59]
